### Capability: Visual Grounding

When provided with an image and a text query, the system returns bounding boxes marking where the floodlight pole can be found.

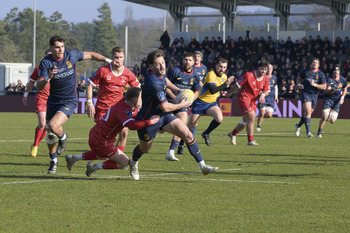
[33,0,36,67]
[125,26,128,67]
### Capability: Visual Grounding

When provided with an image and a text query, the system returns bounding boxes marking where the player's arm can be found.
[83,52,112,63]
[193,91,199,101]
[165,77,181,94]
[159,98,191,112]
[124,115,160,130]
[340,83,349,105]
[274,85,279,103]
[208,76,234,94]
[37,66,57,91]
[22,80,35,106]
[166,88,176,101]
[310,79,327,90]
[86,82,95,117]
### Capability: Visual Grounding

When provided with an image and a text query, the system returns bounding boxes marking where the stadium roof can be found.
[123,0,350,12]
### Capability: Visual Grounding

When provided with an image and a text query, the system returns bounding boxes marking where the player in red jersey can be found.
[22,50,51,157]
[227,60,270,146]
[86,47,141,153]
[65,87,159,177]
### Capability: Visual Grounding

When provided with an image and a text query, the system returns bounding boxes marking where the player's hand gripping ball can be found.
[174,89,195,104]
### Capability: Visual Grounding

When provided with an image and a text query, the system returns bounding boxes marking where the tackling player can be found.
[227,60,270,146]
[176,50,208,155]
[256,64,279,131]
[64,87,159,177]
[86,47,140,153]
[22,49,51,157]
[317,66,348,138]
[129,50,219,180]
[37,36,111,174]
[295,58,327,138]
[165,52,201,161]
[187,58,234,146]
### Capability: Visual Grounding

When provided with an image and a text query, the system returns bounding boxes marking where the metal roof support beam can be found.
[275,1,290,31]
[330,0,349,30]
[168,4,188,33]
[220,1,237,32]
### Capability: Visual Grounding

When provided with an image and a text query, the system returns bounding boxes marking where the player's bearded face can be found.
[258,67,268,76]
[151,57,166,76]
[183,57,194,72]
[216,62,227,76]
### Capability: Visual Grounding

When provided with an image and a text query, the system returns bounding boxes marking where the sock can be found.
[117,146,125,152]
[38,130,47,145]
[248,135,254,142]
[73,153,83,161]
[33,127,45,146]
[318,128,323,135]
[198,160,206,170]
[132,145,144,162]
[186,139,203,162]
[58,132,66,140]
[82,151,98,160]
[297,117,305,128]
[94,163,103,170]
[305,118,311,133]
[169,139,180,150]
[203,119,221,135]
[50,152,57,160]
[233,129,239,136]
[178,140,184,148]
[102,160,119,169]
[257,125,261,128]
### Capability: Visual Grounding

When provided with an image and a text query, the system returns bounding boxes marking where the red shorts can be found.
[35,99,47,113]
[94,108,107,122]
[238,96,257,115]
[88,131,118,158]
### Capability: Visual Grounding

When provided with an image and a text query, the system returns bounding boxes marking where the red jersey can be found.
[88,64,140,117]
[89,98,151,146]
[236,71,270,101]
[29,66,50,103]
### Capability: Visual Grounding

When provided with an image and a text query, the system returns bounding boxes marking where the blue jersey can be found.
[193,64,208,83]
[137,71,168,120]
[167,66,201,92]
[266,74,278,102]
[299,68,326,95]
[325,75,348,102]
[39,50,84,102]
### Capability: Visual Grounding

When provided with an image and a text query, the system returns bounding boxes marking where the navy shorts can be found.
[191,98,218,115]
[258,96,275,109]
[137,112,178,142]
[46,100,77,121]
[323,98,341,112]
[301,92,318,109]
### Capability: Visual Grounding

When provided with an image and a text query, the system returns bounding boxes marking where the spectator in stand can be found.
[201,36,210,48]
[77,78,86,93]
[5,83,15,95]
[160,31,170,49]
[171,38,180,48]
[16,80,25,93]
[132,64,141,78]
[188,36,200,50]
[209,36,217,50]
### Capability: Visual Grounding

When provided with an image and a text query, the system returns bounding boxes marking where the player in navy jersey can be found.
[129,50,219,180]
[165,52,201,161]
[176,50,208,155]
[37,36,111,174]
[316,66,348,138]
[295,58,327,138]
[256,64,278,132]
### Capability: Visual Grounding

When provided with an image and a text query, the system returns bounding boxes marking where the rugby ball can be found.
[174,89,195,104]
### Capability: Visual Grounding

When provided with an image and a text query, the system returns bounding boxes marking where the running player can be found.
[176,50,208,155]
[22,50,51,157]
[37,35,111,174]
[129,50,219,180]
[227,60,270,146]
[86,47,140,152]
[165,52,201,161]
[256,64,278,131]
[187,58,234,146]
[64,87,159,177]
[295,58,327,138]
[316,66,348,138]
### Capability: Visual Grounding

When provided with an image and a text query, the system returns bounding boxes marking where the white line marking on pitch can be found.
[1,168,297,185]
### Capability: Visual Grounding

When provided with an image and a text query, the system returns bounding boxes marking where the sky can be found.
[0,0,221,24]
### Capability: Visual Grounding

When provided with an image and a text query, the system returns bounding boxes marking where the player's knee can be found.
[46,132,56,145]
[239,119,247,126]
[329,111,338,123]
[121,128,128,137]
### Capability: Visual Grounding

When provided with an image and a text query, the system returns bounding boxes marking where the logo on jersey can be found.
[177,77,182,80]
[157,92,166,102]
[238,77,243,83]
[125,110,133,118]
[190,78,193,85]
[222,78,225,83]
[316,74,319,80]
[66,61,72,68]
[107,75,112,81]
[202,70,206,75]
[65,107,70,110]
[144,134,150,141]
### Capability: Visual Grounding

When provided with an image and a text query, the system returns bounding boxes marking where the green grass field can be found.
[1,112,350,233]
